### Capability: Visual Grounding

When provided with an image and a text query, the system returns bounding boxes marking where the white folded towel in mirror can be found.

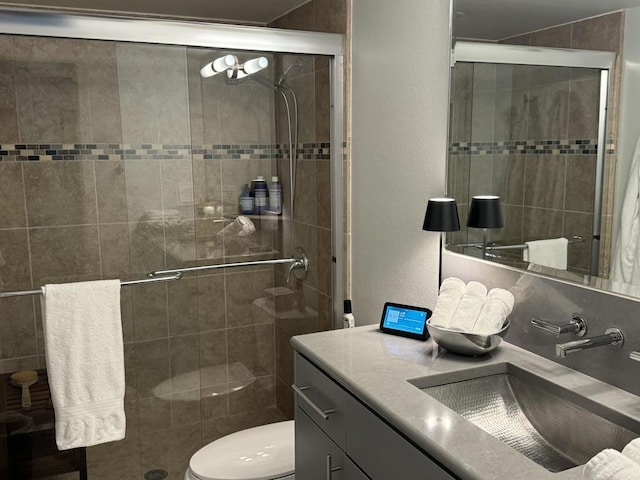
[523,237,569,270]
[623,438,640,466]
[471,288,514,335]
[429,277,466,328]
[448,281,487,332]
[584,448,640,479]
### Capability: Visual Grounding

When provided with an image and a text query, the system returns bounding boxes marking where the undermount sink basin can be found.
[409,363,640,472]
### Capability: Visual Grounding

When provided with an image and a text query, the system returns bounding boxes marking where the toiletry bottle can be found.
[251,176,269,215]
[268,176,282,215]
[343,299,355,328]
[239,184,254,215]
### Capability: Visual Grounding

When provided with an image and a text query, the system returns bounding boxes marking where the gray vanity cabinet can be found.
[294,353,457,480]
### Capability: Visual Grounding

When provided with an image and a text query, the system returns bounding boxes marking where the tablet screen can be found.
[380,302,431,340]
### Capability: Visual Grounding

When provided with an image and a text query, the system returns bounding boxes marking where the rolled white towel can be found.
[623,438,640,466]
[471,288,515,335]
[429,277,466,328]
[449,281,487,332]
[584,449,640,480]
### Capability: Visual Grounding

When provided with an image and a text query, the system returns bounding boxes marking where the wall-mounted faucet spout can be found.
[555,328,624,358]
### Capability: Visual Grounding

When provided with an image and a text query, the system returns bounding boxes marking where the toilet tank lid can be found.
[189,420,295,480]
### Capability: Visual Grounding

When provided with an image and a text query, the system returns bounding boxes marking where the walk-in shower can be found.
[0,8,344,479]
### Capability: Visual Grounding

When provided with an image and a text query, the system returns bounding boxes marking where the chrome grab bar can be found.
[531,315,587,337]
[292,384,334,420]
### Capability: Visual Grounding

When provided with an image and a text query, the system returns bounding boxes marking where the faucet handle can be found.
[630,351,640,363]
[531,315,587,337]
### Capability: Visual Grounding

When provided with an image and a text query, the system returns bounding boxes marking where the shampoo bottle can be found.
[251,176,269,215]
[268,176,282,215]
[343,299,355,328]
[239,184,254,215]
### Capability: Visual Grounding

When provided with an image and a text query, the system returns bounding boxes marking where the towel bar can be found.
[0,273,182,299]
[485,235,585,251]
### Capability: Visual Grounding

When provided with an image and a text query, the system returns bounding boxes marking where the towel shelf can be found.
[0,273,182,299]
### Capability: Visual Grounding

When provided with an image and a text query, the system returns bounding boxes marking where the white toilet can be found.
[185,421,295,480]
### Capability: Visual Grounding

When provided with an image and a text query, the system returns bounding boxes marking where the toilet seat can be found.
[187,420,295,480]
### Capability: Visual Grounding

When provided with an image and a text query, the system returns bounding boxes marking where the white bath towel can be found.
[42,280,126,450]
[584,449,640,480]
[623,438,640,466]
[472,288,514,335]
[523,237,569,270]
[429,277,466,328]
[449,281,487,332]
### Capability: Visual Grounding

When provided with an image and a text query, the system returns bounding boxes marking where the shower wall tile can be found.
[468,155,492,197]
[161,160,194,217]
[276,377,294,419]
[0,75,19,143]
[197,274,226,332]
[137,395,172,434]
[170,334,200,392]
[201,383,229,420]
[495,64,529,91]
[568,77,601,140]
[201,407,287,446]
[526,83,569,140]
[0,228,31,290]
[522,207,563,242]
[227,324,274,380]
[316,159,331,229]
[270,2,314,31]
[317,227,332,296]
[87,400,141,462]
[217,81,275,145]
[571,13,623,52]
[293,222,318,289]
[140,423,201,480]
[131,283,168,341]
[0,296,36,359]
[95,161,127,224]
[171,389,202,426]
[228,375,276,415]
[524,155,566,210]
[290,72,316,143]
[315,60,331,141]
[0,36,15,73]
[29,225,101,285]
[23,161,97,227]
[123,343,136,399]
[565,155,596,213]
[199,330,227,387]
[528,24,571,48]
[117,44,191,144]
[128,221,166,275]
[134,338,170,399]
[99,223,131,279]
[192,158,223,217]
[1,355,40,375]
[564,211,593,271]
[313,0,347,33]
[225,269,274,328]
[168,277,199,335]
[87,453,142,480]
[124,160,163,223]
[293,159,317,224]
[492,155,525,206]
[185,49,208,146]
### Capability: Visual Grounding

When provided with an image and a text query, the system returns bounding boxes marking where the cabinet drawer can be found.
[295,407,345,480]
[345,394,456,480]
[294,353,346,449]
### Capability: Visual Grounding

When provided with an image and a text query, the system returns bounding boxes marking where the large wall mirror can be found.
[446,0,640,299]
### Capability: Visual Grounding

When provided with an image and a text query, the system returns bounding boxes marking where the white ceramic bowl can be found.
[426,319,510,356]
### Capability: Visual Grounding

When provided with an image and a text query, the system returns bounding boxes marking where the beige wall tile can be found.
[225,269,274,327]
[168,277,199,335]
[128,221,166,275]
[131,283,168,341]
[227,324,274,380]
[571,13,623,52]
[524,155,566,210]
[29,225,101,285]
[95,161,127,223]
[137,395,172,434]
[317,227,332,296]
[0,75,19,142]
[124,160,162,223]
[276,377,294,419]
[313,0,347,33]
[87,453,142,480]
[199,330,227,387]
[140,423,201,479]
[0,228,31,290]
[170,334,200,392]
[568,77,601,140]
[24,161,97,227]
[99,223,131,279]
[228,375,275,415]
[315,160,331,228]
[87,400,140,461]
[293,159,317,224]
[172,389,202,426]
[565,156,596,213]
[134,339,170,399]
[0,35,15,73]
[202,407,286,445]
[529,24,571,48]
[197,274,226,331]
[0,296,36,359]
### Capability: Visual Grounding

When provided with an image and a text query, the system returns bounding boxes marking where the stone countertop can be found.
[291,325,640,480]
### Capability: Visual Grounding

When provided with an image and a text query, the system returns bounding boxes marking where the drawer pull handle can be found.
[292,384,335,420]
[326,454,341,478]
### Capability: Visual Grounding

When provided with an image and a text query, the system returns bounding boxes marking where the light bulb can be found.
[200,54,236,78]
[243,56,268,75]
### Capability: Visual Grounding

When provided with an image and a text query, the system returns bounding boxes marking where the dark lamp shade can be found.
[467,195,504,229]
[422,198,460,232]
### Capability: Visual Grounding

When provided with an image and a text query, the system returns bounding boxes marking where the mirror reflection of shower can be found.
[199,53,302,220]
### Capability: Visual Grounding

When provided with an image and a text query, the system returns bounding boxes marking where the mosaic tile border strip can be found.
[0,142,332,162]
[449,139,615,156]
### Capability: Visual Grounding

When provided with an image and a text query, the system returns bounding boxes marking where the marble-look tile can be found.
[228,375,276,415]
[313,0,347,33]
[95,161,127,224]
[120,287,134,344]
[23,161,97,227]
[225,269,274,328]
[128,221,166,275]
[124,343,137,400]
[168,277,199,335]
[564,211,593,272]
[467,155,493,199]
[523,155,565,210]
[140,423,201,480]
[192,158,223,219]
[289,72,316,144]
[315,159,331,229]
[495,64,529,91]
[317,227,332,296]
[276,377,294,420]
[199,329,227,387]
[0,35,15,74]
[522,207,563,242]
[0,228,31,290]
[124,160,163,223]
[137,395,172,434]
[201,383,229,421]
[171,389,202,426]
[315,63,331,141]
[197,274,226,332]
[134,338,170,399]
[571,12,623,53]
[568,77,601,140]
[470,91,496,142]
[529,24,571,48]
[201,406,287,445]
[0,74,19,142]
[227,324,274,380]
[1,354,40,374]
[0,296,37,359]
[489,205,524,246]
[29,225,101,285]
[170,334,200,393]
[99,223,131,279]
[526,83,569,141]
[217,80,274,145]
[131,283,168,341]
[492,155,525,206]
[86,453,142,480]
[270,2,314,31]
[565,155,596,213]
[87,400,140,461]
